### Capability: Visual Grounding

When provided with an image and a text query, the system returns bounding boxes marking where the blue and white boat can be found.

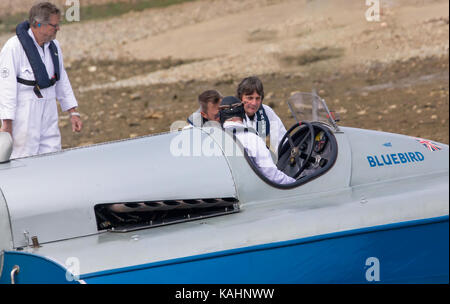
[0,93,448,284]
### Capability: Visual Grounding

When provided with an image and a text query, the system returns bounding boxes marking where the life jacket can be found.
[247,105,271,149]
[255,105,270,137]
[15,21,60,98]
[187,108,207,127]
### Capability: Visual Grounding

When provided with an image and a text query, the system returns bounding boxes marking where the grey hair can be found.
[29,2,61,26]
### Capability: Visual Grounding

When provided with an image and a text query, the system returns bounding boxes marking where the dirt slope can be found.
[0,0,447,147]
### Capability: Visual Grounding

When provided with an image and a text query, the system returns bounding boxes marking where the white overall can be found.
[243,104,287,154]
[0,29,77,159]
[224,121,295,185]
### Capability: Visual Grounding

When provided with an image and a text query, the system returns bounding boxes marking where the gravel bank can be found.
[1,0,448,89]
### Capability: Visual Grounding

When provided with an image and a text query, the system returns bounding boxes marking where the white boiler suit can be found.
[0,28,78,159]
[224,121,295,185]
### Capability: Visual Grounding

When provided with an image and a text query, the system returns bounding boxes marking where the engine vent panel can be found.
[94,197,239,233]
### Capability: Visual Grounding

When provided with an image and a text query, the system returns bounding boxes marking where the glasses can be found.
[45,23,60,29]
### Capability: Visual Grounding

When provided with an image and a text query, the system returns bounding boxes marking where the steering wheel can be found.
[277,122,315,179]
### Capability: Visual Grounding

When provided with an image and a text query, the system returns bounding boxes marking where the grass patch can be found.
[281,47,345,66]
[0,0,198,35]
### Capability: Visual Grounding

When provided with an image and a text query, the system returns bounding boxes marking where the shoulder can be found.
[52,39,61,47]
[244,130,267,148]
[1,36,21,52]
[187,108,202,126]
[0,36,23,64]
[262,104,281,119]
[244,129,260,139]
[262,104,284,125]
[262,104,287,133]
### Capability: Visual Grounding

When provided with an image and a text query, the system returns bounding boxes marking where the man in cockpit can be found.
[237,76,286,154]
[187,89,222,128]
[219,96,295,185]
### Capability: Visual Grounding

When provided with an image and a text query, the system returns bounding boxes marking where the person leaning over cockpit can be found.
[219,96,295,185]
[187,89,223,127]
[237,76,286,154]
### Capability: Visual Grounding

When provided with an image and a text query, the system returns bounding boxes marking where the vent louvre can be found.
[202,199,218,204]
[163,200,182,206]
[95,197,239,233]
[143,202,162,208]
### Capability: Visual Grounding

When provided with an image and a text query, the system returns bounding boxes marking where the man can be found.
[187,89,222,128]
[219,96,295,185]
[237,76,286,154]
[0,2,82,159]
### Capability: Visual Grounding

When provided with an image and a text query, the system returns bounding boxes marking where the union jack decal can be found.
[416,138,442,151]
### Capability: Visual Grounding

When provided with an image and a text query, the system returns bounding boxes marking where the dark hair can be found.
[236,76,264,102]
[219,96,245,125]
[198,90,222,113]
[29,2,61,26]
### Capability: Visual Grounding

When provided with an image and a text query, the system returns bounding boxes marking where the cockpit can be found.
[95,93,339,232]
[245,92,339,188]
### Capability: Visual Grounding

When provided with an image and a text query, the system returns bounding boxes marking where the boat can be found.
[0,92,448,284]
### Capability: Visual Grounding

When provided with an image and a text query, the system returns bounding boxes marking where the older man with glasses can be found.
[0,2,82,159]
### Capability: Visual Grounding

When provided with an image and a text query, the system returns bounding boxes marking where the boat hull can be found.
[1,216,448,284]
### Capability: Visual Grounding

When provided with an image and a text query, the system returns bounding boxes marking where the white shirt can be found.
[244,104,287,154]
[224,120,295,185]
[0,28,77,120]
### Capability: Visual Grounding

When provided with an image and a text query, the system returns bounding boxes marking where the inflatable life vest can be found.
[255,105,270,138]
[247,105,271,149]
[187,109,207,127]
[15,21,60,98]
